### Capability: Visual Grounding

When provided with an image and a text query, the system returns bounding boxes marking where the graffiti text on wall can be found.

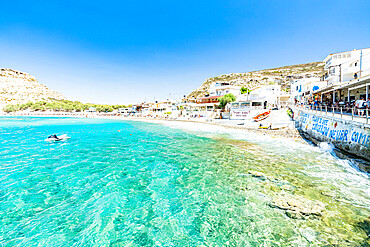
[299,113,370,147]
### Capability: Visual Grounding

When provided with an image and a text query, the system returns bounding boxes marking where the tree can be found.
[241,86,251,94]
[31,102,45,111]
[218,93,236,109]
[3,104,17,113]
[96,105,113,112]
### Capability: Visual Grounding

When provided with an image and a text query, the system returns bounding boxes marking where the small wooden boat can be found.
[258,124,285,130]
[253,110,271,122]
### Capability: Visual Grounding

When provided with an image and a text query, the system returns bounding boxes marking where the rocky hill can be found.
[188,62,325,99]
[0,68,65,109]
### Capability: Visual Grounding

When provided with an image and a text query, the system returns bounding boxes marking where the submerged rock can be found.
[285,210,305,220]
[272,193,325,219]
[249,171,265,178]
[356,217,370,236]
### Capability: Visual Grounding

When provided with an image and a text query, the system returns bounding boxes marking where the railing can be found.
[293,104,370,125]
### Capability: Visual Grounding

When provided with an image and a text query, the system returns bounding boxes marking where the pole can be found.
[348,89,350,103]
[333,90,335,104]
[332,105,334,117]
[360,50,363,78]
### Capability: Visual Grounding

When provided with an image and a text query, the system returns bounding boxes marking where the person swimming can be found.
[45,134,70,142]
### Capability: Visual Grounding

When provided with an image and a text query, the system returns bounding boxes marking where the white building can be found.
[248,85,281,107]
[152,101,174,117]
[195,82,241,111]
[314,48,370,104]
[290,77,325,103]
[324,48,370,84]
[228,85,282,119]
[209,82,241,97]
[85,107,96,113]
[118,107,135,115]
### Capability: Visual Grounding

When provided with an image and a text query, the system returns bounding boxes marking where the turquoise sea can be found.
[0,117,369,246]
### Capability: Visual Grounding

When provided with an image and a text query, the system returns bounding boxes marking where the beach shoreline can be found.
[4,112,369,173]
[0,112,304,143]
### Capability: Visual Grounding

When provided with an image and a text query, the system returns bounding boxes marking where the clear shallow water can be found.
[0,117,369,246]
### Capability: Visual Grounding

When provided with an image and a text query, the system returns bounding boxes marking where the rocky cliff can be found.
[188,62,325,99]
[0,68,65,109]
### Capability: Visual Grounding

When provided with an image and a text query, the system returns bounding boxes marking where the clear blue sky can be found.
[1,0,369,104]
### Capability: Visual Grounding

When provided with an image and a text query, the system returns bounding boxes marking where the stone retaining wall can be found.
[297,111,370,161]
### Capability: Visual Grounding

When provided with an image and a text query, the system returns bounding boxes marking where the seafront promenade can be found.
[294,105,370,126]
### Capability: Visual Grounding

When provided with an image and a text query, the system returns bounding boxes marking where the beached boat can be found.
[258,124,286,130]
[253,110,271,122]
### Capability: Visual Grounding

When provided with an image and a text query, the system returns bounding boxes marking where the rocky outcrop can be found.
[0,69,65,109]
[271,192,325,219]
[188,62,324,99]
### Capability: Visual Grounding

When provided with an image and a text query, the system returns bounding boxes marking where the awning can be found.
[198,96,221,100]
[333,75,370,91]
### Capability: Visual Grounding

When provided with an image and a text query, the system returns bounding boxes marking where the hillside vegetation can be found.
[3,99,131,113]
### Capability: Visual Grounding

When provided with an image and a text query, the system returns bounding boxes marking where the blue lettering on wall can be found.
[350,131,369,147]
[311,116,330,137]
[303,113,369,147]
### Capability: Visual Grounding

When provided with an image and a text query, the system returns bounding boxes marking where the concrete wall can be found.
[297,111,370,161]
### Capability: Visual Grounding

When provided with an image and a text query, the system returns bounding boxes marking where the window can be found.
[231,103,239,109]
[241,102,250,108]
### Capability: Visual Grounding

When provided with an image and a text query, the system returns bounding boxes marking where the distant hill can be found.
[0,68,65,109]
[188,62,325,99]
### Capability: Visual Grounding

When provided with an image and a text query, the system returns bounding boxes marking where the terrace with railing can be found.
[293,104,370,126]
